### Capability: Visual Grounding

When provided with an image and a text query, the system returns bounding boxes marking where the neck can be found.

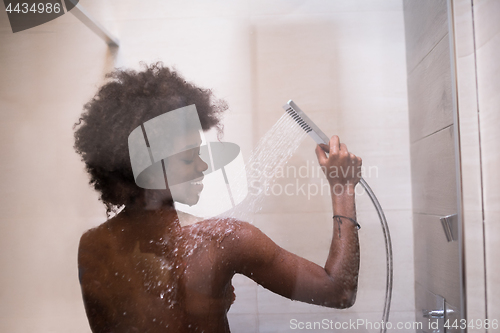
[121,206,181,256]
[122,204,180,237]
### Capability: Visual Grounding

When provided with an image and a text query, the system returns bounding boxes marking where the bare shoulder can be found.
[195,218,279,271]
[191,218,268,244]
[78,221,118,274]
[223,219,273,248]
[79,222,113,254]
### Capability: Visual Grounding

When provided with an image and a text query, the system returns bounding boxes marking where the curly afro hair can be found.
[74,62,228,215]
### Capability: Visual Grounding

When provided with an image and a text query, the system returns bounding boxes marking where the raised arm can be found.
[225,135,361,308]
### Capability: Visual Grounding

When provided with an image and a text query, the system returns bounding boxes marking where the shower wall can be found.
[403,0,464,331]
[405,0,500,332]
[0,8,114,333]
[470,0,500,325]
[0,1,412,332]
[452,0,500,330]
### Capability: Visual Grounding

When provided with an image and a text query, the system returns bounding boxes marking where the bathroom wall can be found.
[453,0,500,330]
[452,0,487,330]
[0,7,113,333]
[472,0,500,325]
[405,0,500,332]
[403,0,464,331]
[0,1,412,332]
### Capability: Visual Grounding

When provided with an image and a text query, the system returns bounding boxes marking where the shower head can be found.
[282,100,330,146]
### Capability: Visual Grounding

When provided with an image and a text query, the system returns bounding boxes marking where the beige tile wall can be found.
[404,0,468,329]
[0,0,412,332]
[473,0,500,326]
[0,8,113,333]
[452,0,487,331]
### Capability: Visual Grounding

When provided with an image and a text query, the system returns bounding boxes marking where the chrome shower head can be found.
[282,100,330,146]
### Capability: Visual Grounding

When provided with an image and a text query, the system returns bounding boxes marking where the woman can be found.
[74,62,361,333]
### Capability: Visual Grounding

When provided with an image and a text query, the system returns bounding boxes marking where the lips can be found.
[189,176,204,193]
[189,176,204,186]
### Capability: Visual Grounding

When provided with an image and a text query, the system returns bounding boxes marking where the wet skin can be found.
[78,135,361,333]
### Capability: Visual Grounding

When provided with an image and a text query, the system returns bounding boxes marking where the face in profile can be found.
[165,130,209,206]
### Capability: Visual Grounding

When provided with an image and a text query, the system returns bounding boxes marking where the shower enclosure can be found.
[1,0,498,332]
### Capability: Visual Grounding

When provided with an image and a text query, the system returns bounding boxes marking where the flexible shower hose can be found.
[359,178,393,333]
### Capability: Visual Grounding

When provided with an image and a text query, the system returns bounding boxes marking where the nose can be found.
[196,155,209,173]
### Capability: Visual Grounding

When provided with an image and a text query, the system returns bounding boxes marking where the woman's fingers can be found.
[317,135,362,166]
[340,143,348,156]
[315,145,328,165]
[319,143,329,154]
[329,135,340,155]
[315,135,363,186]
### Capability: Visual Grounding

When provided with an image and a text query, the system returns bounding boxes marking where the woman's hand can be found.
[315,135,362,192]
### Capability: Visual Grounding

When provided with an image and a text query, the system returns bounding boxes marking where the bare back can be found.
[79,213,240,333]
